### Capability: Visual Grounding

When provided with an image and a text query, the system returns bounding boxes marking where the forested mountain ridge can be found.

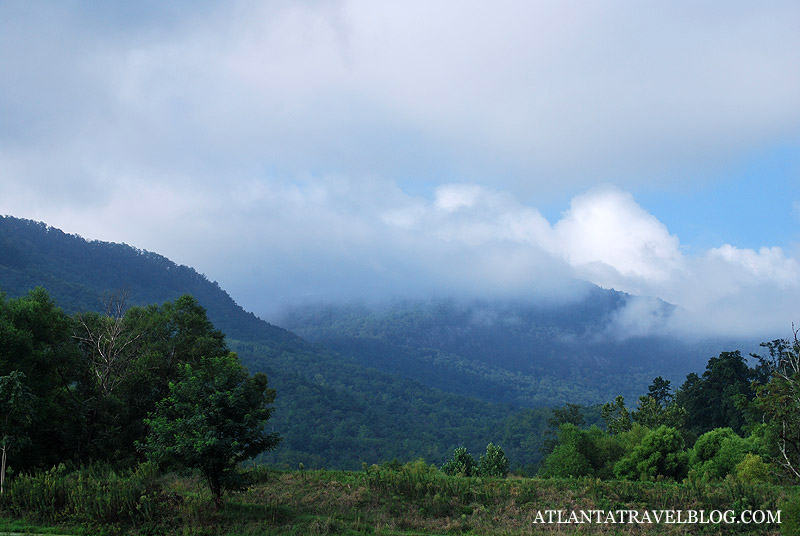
[0,215,564,470]
[278,294,722,407]
[0,215,752,471]
[0,215,293,346]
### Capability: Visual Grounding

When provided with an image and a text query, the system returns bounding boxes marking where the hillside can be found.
[0,215,560,470]
[278,294,717,407]
[0,215,744,471]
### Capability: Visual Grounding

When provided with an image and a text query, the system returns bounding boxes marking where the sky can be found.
[1,0,799,338]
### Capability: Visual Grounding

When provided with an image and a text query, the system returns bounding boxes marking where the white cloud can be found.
[709,245,800,286]
[2,2,800,338]
[553,188,683,289]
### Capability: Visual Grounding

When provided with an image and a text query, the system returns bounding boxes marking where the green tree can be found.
[676,351,754,438]
[647,376,673,406]
[0,371,35,494]
[141,353,280,508]
[689,427,755,481]
[73,294,231,465]
[614,425,688,481]
[632,395,686,430]
[539,424,593,478]
[478,443,509,477]
[441,447,477,477]
[539,424,625,479]
[601,396,632,434]
[542,403,585,455]
[752,329,800,482]
[0,288,80,469]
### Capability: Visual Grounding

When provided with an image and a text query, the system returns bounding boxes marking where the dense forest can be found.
[279,296,738,407]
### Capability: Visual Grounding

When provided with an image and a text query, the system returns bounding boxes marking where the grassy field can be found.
[0,463,796,535]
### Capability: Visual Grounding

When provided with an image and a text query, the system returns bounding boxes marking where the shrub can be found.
[614,425,688,481]
[735,453,772,484]
[690,428,754,481]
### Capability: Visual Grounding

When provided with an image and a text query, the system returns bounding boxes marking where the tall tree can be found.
[0,288,80,468]
[602,396,632,435]
[541,403,586,455]
[676,351,753,438]
[0,371,35,494]
[141,353,280,509]
[753,328,800,482]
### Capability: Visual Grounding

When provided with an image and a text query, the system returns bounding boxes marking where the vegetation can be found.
[141,354,281,508]
[0,464,793,535]
[0,215,591,471]
[278,295,712,408]
[1,215,799,534]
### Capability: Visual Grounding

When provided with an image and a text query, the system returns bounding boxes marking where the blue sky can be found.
[1,1,799,338]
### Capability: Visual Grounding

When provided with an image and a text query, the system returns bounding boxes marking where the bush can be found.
[614,426,688,481]
[689,428,755,481]
[735,453,772,484]
[540,424,625,479]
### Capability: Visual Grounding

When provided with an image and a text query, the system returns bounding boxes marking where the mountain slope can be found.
[0,215,559,470]
[278,293,714,407]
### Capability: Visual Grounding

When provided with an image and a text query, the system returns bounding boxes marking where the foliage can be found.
[614,425,688,481]
[477,443,509,477]
[541,403,586,455]
[540,424,592,478]
[4,462,165,527]
[539,424,625,479]
[752,329,800,483]
[631,378,686,429]
[601,395,632,434]
[3,466,790,535]
[780,490,800,536]
[141,353,280,508]
[441,447,477,477]
[735,453,772,484]
[0,371,35,494]
[689,427,757,481]
[675,351,754,438]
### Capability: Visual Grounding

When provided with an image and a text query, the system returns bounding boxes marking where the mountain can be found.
[0,215,559,471]
[0,215,742,471]
[277,293,719,407]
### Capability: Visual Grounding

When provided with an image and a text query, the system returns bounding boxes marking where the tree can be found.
[0,371,35,494]
[74,291,142,398]
[141,353,280,508]
[689,427,755,481]
[0,288,80,469]
[614,425,688,481]
[542,403,585,455]
[601,396,632,434]
[540,424,626,479]
[752,328,800,482]
[478,443,509,477]
[647,376,673,407]
[441,447,477,477]
[73,293,232,465]
[631,395,686,430]
[676,351,754,438]
[539,424,593,478]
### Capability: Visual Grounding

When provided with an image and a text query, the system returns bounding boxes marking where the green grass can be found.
[0,464,796,535]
